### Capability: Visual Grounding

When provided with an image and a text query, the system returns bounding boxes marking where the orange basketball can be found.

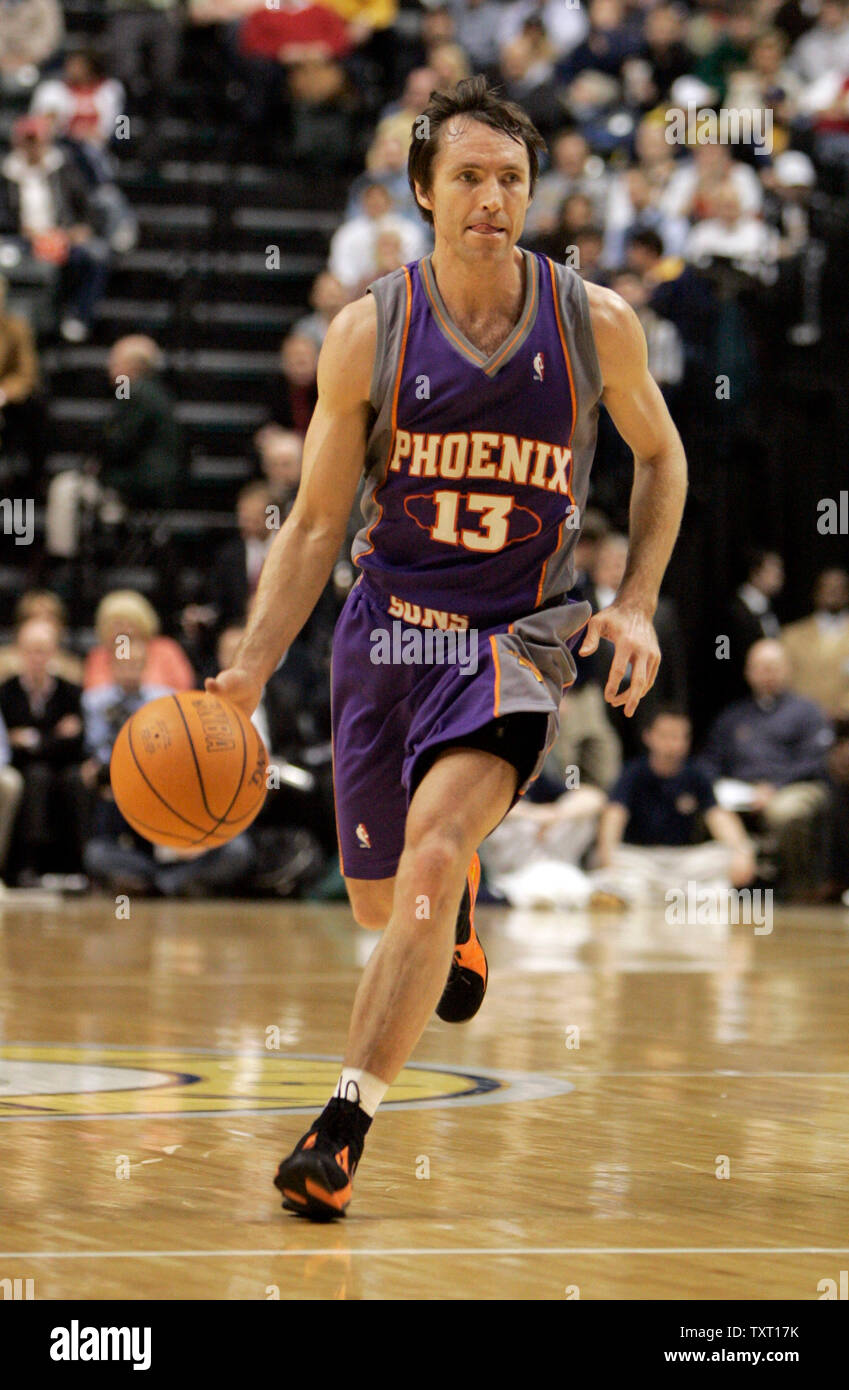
[109,690,268,849]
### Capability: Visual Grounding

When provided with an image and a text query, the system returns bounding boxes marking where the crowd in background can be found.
[0,0,848,907]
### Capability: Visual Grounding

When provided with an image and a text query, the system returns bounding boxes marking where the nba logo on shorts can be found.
[533,351,545,382]
[356,823,371,849]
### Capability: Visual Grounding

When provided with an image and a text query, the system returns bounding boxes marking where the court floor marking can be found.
[2,1247,849,1260]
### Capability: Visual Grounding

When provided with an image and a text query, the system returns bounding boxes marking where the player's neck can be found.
[429,243,525,325]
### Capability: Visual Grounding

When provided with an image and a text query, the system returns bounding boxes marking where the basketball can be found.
[109,691,268,850]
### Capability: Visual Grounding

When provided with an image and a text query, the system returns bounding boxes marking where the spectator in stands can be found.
[352,221,405,294]
[639,3,692,102]
[587,532,688,750]
[0,705,23,885]
[0,617,85,885]
[547,675,622,794]
[238,0,351,64]
[789,0,849,84]
[560,69,631,156]
[374,66,438,146]
[452,0,507,71]
[81,638,170,894]
[83,636,256,896]
[696,0,759,103]
[684,181,780,279]
[572,224,608,284]
[0,590,84,685]
[346,128,420,224]
[84,590,194,691]
[761,150,817,256]
[632,116,679,202]
[328,180,428,290]
[603,165,689,268]
[0,271,44,493]
[720,546,784,701]
[99,335,181,508]
[725,26,802,137]
[700,638,833,897]
[497,33,563,138]
[270,330,318,434]
[292,270,349,350]
[427,40,471,93]
[0,0,64,92]
[662,141,763,225]
[254,425,303,513]
[106,0,182,146]
[31,48,137,251]
[32,49,124,162]
[497,0,588,63]
[231,0,354,147]
[0,114,110,342]
[592,707,756,909]
[206,481,275,632]
[45,335,181,559]
[609,268,684,397]
[556,0,642,85]
[522,129,608,239]
[782,568,849,721]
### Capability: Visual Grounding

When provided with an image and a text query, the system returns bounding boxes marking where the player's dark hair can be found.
[407,74,547,228]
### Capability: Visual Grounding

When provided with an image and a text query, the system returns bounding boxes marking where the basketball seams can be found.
[112,693,266,849]
[123,719,211,836]
[172,694,250,832]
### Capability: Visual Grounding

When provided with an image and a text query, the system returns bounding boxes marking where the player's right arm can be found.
[205,294,376,717]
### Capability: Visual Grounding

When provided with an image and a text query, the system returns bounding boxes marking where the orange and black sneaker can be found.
[436,852,488,1023]
[274,1084,371,1222]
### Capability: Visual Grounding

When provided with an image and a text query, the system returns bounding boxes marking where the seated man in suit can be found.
[721,547,784,703]
[0,616,85,884]
[700,639,833,899]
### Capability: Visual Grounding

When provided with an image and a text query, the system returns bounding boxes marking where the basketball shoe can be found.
[274,1083,371,1221]
[436,852,488,1023]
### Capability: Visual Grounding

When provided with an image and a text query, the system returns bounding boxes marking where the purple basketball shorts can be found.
[330,575,591,879]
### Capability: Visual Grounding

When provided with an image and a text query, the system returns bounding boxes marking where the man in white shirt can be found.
[685,182,779,280]
[789,0,849,84]
[328,180,429,290]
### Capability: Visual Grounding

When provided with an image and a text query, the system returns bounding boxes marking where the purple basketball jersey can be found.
[351,249,603,627]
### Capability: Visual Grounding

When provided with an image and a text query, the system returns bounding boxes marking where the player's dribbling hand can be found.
[578,603,661,718]
[204,668,263,720]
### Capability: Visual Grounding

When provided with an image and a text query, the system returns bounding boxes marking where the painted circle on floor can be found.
[0,1045,573,1119]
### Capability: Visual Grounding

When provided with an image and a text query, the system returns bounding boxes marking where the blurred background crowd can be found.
[0,0,847,907]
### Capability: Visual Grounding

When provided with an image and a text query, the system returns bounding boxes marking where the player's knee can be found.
[352,902,391,931]
[347,885,392,931]
[402,827,468,904]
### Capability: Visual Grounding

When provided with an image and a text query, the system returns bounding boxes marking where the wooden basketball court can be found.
[1,893,848,1300]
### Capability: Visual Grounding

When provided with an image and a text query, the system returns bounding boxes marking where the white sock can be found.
[334,1067,388,1117]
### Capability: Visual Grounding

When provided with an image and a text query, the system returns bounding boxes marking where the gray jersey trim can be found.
[352,265,412,562]
[536,259,604,605]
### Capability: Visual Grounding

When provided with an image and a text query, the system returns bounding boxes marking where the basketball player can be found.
[207,76,688,1219]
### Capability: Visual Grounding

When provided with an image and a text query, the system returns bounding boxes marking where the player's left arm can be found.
[579,283,688,718]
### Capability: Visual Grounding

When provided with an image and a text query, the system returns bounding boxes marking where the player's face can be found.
[416,119,532,258]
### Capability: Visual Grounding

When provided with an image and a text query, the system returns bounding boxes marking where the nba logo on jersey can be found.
[355,823,371,849]
[533,351,545,382]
